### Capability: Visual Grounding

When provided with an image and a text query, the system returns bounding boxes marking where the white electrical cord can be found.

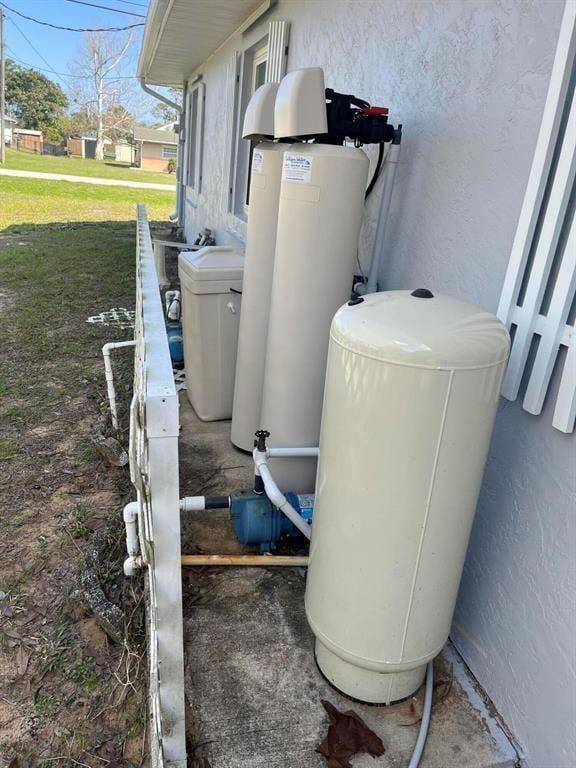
[407,661,434,768]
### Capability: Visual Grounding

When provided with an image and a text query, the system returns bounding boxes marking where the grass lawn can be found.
[0,176,166,763]
[0,176,174,227]
[3,147,177,185]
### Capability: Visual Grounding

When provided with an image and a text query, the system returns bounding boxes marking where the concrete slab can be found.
[178,396,518,768]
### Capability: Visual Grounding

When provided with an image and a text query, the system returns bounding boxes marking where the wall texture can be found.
[183,2,574,766]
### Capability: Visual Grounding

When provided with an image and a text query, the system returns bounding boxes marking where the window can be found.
[252,44,268,92]
[185,80,205,192]
[162,146,177,159]
[228,21,290,219]
[230,40,268,218]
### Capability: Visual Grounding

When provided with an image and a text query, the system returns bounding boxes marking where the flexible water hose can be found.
[407,661,434,768]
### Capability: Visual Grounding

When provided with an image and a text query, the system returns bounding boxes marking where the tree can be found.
[5,59,68,135]
[152,88,181,126]
[68,30,140,159]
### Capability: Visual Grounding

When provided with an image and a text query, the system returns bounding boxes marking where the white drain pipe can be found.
[253,449,312,540]
[123,501,142,576]
[102,340,136,430]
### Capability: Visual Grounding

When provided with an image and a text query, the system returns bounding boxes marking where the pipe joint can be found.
[123,501,139,524]
[124,555,143,577]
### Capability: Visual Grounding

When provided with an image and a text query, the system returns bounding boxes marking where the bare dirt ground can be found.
[0,221,150,767]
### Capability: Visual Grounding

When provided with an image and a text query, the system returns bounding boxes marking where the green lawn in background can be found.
[3,148,176,185]
[0,176,174,227]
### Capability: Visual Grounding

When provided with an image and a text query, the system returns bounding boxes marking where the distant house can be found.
[13,128,43,153]
[132,125,178,172]
[2,115,16,146]
[113,140,134,164]
[67,135,113,160]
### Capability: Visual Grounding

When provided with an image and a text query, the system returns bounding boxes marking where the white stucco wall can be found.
[182,3,574,766]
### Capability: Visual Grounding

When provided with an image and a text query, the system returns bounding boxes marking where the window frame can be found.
[185,80,205,194]
[230,37,268,220]
[162,145,178,159]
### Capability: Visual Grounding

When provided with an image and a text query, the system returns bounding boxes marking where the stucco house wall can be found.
[180,2,574,767]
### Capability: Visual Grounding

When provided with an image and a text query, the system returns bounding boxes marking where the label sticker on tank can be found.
[251,150,264,174]
[283,154,313,183]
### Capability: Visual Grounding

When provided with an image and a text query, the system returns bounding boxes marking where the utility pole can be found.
[0,8,5,164]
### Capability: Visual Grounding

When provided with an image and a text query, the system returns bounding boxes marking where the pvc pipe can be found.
[267,447,319,458]
[407,661,434,768]
[123,501,142,576]
[180,496,231,512]
[181,555,309,567]
[363,142,401,294]
[253,449,312,540]
[180,496,206,512]
[102,340,136,430]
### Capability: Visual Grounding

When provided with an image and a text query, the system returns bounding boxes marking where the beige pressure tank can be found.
[259,143,369,492]
[305,290,510,704]
[231,143,286,450]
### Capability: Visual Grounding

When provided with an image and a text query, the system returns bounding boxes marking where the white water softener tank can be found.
[231,142,286,450]
[305,290,510,704]
[259,143,369,492]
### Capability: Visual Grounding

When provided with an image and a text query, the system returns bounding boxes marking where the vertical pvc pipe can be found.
[102,340,136,430]
[365,142,401,294]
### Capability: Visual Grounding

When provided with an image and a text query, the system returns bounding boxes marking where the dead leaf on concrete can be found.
[316,699,385,768]
[434,663,454,705]
[400,696,423,727]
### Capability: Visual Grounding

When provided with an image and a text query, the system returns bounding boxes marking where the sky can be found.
[2,0,149,97]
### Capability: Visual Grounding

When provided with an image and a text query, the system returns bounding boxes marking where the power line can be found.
[63,0,146,19]
[7,15,65,81]
[6,45,136,80]
[109,0,147,7]
[0,3,144,32]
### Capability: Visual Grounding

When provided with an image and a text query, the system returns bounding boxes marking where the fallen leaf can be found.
[400,696,423,726]
[433,664,454,705]
[16,645,29,676]
[316,699,385,768]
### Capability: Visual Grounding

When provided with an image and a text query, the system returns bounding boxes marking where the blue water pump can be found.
[230,492,313,553]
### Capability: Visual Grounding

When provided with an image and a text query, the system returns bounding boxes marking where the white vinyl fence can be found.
[498,1,576,433]
[129,205,187,767]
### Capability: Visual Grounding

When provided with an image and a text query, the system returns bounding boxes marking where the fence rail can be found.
[130,204,186,767]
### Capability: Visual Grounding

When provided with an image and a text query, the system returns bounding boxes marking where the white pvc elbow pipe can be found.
[123,501,142,576]
[253,449,312,540]
[102,340,136,430]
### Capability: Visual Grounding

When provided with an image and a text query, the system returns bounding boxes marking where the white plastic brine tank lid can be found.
[331,290,510,370]
[179,246,244,282]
